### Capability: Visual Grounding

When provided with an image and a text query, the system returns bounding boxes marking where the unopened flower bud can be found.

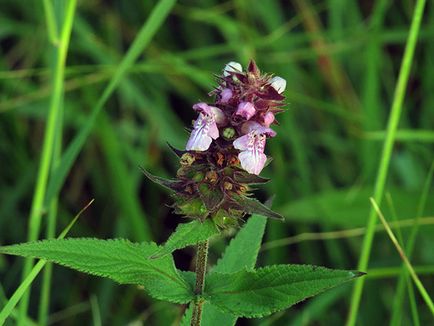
[223,182,233,191]
[223,61,242,77]
[180,153,195,166]
[270,76,286,93]
[220,88,233,103]
[222,127,236,140]
[205,170,218,183]
[192,172,204,182]
[263,112,275,127]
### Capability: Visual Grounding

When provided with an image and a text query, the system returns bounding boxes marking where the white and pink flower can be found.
[186,103,227,151]
[235,102,256,120]
[233,122,276,175]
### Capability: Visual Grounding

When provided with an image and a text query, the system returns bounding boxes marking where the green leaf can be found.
[0,238,193,304]
[140,167,181,192]
[180,214,268,325]
[179,302,193,326]
[233,195,283,220]
[205,265,364,318]
[213,214,267,273]
[233,171,270,185]
[151,220,219,258]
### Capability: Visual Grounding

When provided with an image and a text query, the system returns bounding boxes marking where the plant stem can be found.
[191,240,209,326]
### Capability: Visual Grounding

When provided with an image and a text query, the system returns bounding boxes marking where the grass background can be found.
[1,0,433,325]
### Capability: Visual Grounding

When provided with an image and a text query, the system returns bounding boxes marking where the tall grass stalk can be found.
[391,162,434,324]
[17,1,77,324]
[370,198,434,315]
[43,0,177,229]
[346,0,427,324]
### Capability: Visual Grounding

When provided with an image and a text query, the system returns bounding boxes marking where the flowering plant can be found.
[0,61,363,326]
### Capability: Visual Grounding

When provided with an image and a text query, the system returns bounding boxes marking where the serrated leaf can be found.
[233,196,283,220]
[213,214,267,274]
[196,214,267,325]
[205,265,364,318]
[0,238,193,303]
[179,302,194,326]
[140,167,181,192]
[151,220,219,258]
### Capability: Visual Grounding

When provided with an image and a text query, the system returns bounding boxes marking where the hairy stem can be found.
[191,240,209,326]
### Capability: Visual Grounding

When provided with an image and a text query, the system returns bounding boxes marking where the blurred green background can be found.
[1,0,433,325]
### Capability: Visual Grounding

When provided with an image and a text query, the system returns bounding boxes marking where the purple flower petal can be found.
[193,102,227,125]
[236,102,256,120]
[220,88,233,103]
[263,112,275,127]
[186,113,219,151]
[233,134,250,151]
[234,133,267,175]
[241,121,276,137]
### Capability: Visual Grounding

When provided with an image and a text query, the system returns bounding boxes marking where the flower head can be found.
[158,60,286,224]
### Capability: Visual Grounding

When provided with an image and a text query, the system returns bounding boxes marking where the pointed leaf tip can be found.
[232,195,284,221]
[350,271,367,278]
[140,167,181,192]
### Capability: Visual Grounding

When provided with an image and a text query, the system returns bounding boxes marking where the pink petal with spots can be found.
[186,114,216,151]
[241,121,276,137]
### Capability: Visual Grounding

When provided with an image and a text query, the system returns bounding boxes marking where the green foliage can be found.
[182,214,268,325]
[151,220,219,258]
[281,187,434,227]
[205,265,363,318]
[213,214,267,273]
[233,196,283,221]
[0,239,193,304]
[2,0,433,324]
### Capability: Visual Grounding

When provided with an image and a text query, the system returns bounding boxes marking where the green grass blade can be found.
[370,198,434,315]
[346,1,427,324]
[391,162,434,325]
[42,0,58,45]
[44,0,177,208]
[0,200,91,325]
[18,1,77,324]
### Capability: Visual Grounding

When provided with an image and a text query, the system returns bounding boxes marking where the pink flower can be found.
[220,88,233,103]
[186,103,226,151]
[262,112,275,127]
[233,122,276,175]
[236,102,256,120]
[193,102,227,125]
